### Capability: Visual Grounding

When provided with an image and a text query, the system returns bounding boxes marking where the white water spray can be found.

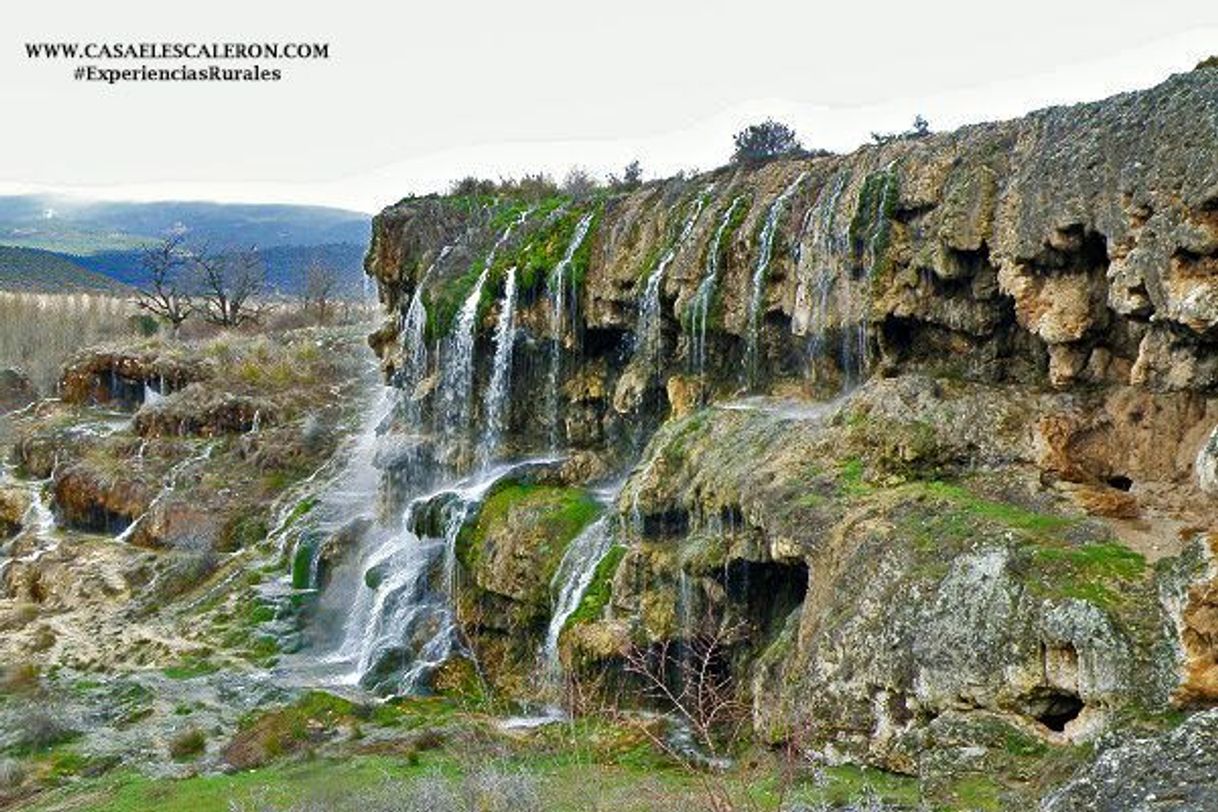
[477,266,518,469]
[636,186,713,376]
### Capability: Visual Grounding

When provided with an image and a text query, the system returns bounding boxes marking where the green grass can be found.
[784,764,922,808]
[161,657,220,680]
[918,481,1073,536]
[23,745,936,812]
[894,478,1148,610]
[838,456,869,495]
[1029,541,1147,609]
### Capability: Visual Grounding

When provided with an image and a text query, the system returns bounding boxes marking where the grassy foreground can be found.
[14,694,929,812]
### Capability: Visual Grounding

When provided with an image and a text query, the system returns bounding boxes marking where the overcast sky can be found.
[2,0,1216,213]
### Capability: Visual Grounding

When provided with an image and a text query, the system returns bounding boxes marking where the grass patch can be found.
[162,656,220,680]
[224,691,359,770]
[168,729,206,761]
[918,481,1073,536]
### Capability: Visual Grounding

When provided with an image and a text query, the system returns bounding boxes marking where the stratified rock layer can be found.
[362,68,1218,802]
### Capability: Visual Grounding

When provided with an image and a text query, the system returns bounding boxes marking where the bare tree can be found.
[194,245,268,327]
[620,623,760,812]
[134,233,193,337]
[561,167,599,198]
[301,261,341,325]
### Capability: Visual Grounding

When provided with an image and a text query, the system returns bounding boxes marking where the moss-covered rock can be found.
[453,481,601,697]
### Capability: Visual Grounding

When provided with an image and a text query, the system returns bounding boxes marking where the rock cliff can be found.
[362,67,1218,802]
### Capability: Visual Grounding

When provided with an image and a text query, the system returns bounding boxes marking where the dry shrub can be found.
[0,292,135,392]
[168,727,206,760]
[0,663,40,694]
[0,758,25,790]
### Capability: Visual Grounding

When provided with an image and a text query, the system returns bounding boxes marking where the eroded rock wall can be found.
[363,68,1218,783]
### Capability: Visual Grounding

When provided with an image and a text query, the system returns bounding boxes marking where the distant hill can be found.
[70,242,369,296]
[0,246,130,293]
[0,195,371,295]
[0,195,370,252]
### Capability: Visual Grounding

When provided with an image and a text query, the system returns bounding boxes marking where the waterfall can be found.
[539,473,625,695]
[437,211,529,471]
[477,266,518,470]
[0,466,60,588]
[114,441,216,544]
[399,245,451,422]
[636,186,713,376]
[688,195,745,380]
[842,170,897,386]
[796,174,848,377]
[437,265,489,465]
[744,172,807,389]
[545,213,595,449]
[143,381,166,407]
[337,460,542,693]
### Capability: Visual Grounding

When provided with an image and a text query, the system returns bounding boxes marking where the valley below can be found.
[2,64,1218,811]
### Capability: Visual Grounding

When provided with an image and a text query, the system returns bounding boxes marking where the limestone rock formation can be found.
[354,67,1218,802]
[1040,709,1218,811]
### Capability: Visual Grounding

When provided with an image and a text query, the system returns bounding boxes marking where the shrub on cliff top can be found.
[1198,55,1218,70]
[731,119,803,165]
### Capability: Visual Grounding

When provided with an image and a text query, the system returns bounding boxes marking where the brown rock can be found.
[1176,536,1218,704]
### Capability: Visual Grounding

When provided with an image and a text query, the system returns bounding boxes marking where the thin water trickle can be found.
[399,245,451,423]
[745,172,807,389]
[438,212,530,472]
[688,195,745,380]
[541,515,613,682]
[546,213,595,449]
[636,186,713,377]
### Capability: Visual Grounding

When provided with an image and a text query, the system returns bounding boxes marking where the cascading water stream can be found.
[545,213,595,448]
[399,245,451,424]
[477,266,518,470]
[539,475,626,696]
[540,515,614,686]
[744,172,807,389]
[796,174,848,377]
[635,186,713,377]
[437,266,490,466]
[438,211,530,471]
[329,458,555,693]
[114,441,217,544]
[688,195,744,380]
[841,168,897,386]
[0,465,58,587]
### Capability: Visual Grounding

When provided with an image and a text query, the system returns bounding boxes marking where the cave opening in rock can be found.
[1025,687,1085,732]
[583,326,631,360]
[635,506,690,539]
[720,558,809,631]
[1106,474,1133,492]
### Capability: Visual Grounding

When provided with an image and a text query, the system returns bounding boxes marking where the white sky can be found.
[2,0,1216,213]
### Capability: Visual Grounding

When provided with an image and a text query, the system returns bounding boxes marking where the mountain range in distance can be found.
[0,194,373,295]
